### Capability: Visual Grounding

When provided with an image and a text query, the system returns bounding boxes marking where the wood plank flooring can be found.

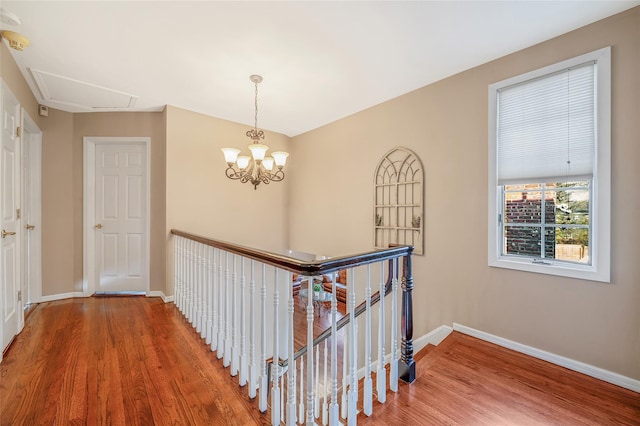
[0,297,268,425]
[1,297,638,425]
[360,331,640,426]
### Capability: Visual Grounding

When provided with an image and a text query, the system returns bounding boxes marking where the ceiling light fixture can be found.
[0,8,21,26]
[221,75,289,190]
[0,30,29,51]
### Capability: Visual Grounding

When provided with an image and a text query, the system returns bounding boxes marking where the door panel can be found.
[126,176,142,218]
[2,244,16,327]
[22,114,43,307]
[95,144,146,293]
[1,82,21,353]
[126,234,142,276]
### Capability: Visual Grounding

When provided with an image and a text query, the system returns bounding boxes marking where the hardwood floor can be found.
[1,297,638,425]
[360,332,640,426]
[0,297,268,425]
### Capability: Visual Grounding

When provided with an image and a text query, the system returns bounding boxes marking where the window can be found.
[488,47,610,282]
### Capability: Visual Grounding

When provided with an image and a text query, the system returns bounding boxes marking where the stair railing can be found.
[171,229,415,425]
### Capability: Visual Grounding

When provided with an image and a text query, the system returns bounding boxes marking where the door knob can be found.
[25,224,35,230]
[94,223,103,230]
[2,229,16,238]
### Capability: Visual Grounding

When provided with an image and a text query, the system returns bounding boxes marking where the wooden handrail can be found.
[171,229,411,275]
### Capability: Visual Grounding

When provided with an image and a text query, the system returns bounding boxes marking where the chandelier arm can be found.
[225,166,244,180]
[269,169,285,182]
[260,174,271,185]
[240,163,254,184]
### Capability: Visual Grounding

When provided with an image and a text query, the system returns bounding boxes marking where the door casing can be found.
[0,80,22,358]
[83,136,151,296]
[21,110,42,307]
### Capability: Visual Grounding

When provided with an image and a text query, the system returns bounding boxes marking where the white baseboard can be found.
[40,292,85,302]
[453,323,640,393]
[40,291,174,304]
[146,291,174,303]
[414,325,453,353]
[356,325,452,380]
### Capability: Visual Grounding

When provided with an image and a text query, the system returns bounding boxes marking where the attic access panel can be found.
[31,69,137,110]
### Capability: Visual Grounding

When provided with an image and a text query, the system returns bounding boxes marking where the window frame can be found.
[488,47,611,282]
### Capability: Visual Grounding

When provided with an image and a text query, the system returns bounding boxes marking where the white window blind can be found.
[497,62,595,185]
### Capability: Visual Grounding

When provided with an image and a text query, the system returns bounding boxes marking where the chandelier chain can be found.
[254,80,259,131]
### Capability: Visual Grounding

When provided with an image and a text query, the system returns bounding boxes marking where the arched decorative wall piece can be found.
[374,147,424,255]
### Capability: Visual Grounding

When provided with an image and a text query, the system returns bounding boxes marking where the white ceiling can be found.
[2,1,638,137]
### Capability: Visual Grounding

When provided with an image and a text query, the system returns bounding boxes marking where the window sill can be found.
[489,256,610,283]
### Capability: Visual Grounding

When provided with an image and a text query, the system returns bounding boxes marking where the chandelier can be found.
[221,75,289,190]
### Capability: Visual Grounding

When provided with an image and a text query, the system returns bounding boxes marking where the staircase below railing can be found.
[171,229,415,425]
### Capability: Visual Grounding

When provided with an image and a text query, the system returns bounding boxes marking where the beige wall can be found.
[39,108,75,295]
[0,43,41,125]
[32,111,168,296]
[165,105,291,294]
[289,8,640,380]
[73,112,166,293]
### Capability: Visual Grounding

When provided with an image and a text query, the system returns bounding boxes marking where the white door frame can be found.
[83,136,151,296]
[0,80,22,359]
[21,110,42,307]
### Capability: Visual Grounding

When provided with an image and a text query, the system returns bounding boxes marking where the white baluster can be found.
[200,244,207,339]
[329,272,339,426]
[217,250,225,360]
[248,260,257,398]
[239,257,247,385]
[347,268,357,425]
[205,246,213,345]
[196,244,203,335]
[355,319,359,407]
[180,238,186,315]
[180,237,186,314]
[190,241,196,325]
[210,247,218,352]
[306,276,315,426]
[193,242,198,325]
[259,264,268,412]
[231,255,239,376]
[299,354,305,423]
[272,268,281,425]
[364,265,373,415]
[322,338,328,425]
[190,241,197,324]
[341,320,348,420]
[174,237,181,313]
[223,252,231,367]
[390,258,399,392]
[287,271,296,425]
[281,373,285,423]
[183,238,189,315]
[377,261,387,403]
[315,342,320,419]
[186,240,192,322]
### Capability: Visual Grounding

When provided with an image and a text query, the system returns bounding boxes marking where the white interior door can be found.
[1,81,22,354]
[94,143,147,293]
[21,111,42,307]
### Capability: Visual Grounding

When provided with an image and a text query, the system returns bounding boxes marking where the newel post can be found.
[399,248,416,383]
